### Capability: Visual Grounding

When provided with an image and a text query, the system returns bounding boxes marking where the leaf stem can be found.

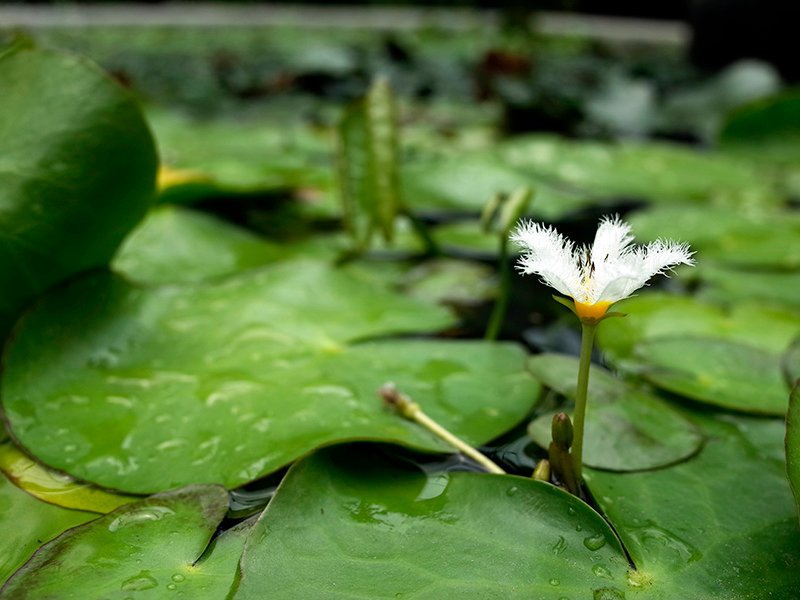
[571,321,596,484]
[379,384,505,474]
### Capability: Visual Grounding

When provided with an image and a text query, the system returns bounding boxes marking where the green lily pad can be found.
[718,91,800,165]
[0,474,96,586]
[597,293,800,361]
[527,354,703,471]
[629,206,800,269]
[696,264,800,309]
[0,485,250,599]
[634,337,788,415]
[402,155,590,221]
[433,220,502,257]
[232,445,630,599]
[113,205,289,285]
[0,47,157,338]
[788,383,800,519]
[498,135,778,208]
[148,107,335,202]
[0,441,136,514]
[586,413,800,598]
[3,263,538,493]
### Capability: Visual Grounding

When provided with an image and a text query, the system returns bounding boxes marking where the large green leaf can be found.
[0,441,135,514]
[232,445,630,599]
[718,91,800,165]
[3,263,538,492]
[527,354,703,471]
[634,337,788,415]
[586,413,800,598]
[0,485,249,599]
[597,293,800,361]
[0,47,157,338]
[786,383,800,518]
[695,264,800,309]
[629,206,800,269]
[497,135,777,208]
[0,474,96,586]
[113,205,289,284]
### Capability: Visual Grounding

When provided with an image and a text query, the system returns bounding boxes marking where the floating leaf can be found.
[527,354,703,471]
[597,293,800,361]
[696,264,800,309]
[629,205,800,269]
[498,135,778,208]
[0,47,157,338]
[3,264,537,492]
[232,445,630,599]
[113,206,288,284]
[0,474,95,586]
[718,91,800,165]
[586,413,800,597]
[634,337,788,415]
[0,485,249,599]
[0,441,136,514]
[788,383,800,519]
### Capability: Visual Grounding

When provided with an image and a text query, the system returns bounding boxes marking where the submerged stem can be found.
[379,384,505,474]
[571,321,596,485]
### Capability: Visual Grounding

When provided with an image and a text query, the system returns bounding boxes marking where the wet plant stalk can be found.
[571,321,596,484]
[485,233,512,341]
[380,385,505,474]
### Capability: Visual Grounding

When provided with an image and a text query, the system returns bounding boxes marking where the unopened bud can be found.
[551,412,574,450]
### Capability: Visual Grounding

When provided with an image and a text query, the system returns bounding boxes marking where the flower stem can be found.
[571,321,596,485]
[379,384,505,474]
[485,234,511,341]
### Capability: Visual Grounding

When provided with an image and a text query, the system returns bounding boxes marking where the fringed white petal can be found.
[511,215,695,309]
[510,221,582,299]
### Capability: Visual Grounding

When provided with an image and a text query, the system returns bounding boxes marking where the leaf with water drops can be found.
[2,263,538,492]
[0,484,249,599]
[633,337,788,415]
[586,412,800,598]
[786,383,800,519]
[0,441,136,514]
[0,473,96,586]
[231,444,630,599]
[0,47,157,340]
[527,354,703,471]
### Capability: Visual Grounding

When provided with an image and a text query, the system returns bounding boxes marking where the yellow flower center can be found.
[574,300,612,321]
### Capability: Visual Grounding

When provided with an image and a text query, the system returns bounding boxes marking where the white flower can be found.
[510,215,695,320]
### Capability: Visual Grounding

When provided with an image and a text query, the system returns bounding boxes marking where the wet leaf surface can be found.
[3,264,537,492]
[232,445,630,599]
[0,473,95,586]
[0,485,248,599]
[586,413,800,599]
[0,441,136,514]
[527,354,703,471]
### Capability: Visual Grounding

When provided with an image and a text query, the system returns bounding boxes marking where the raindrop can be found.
[171,574,186,583]
[167,584,177,591]
[549,578,560,586]
[121,571,158,591]
[593,588,625,600]
[551,536,567,555]
[108,507,175,532]
[583,534,607,551]
[506,486,519,497]
[567,506,576,516]
[592,565,613,580]
[575,524,583,532]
